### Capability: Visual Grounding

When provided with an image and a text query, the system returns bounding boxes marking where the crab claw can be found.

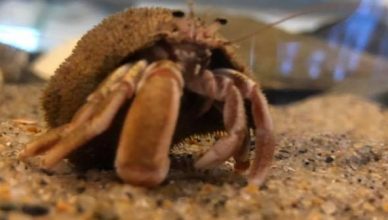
[19,61,147,167]
[115,61,183,187]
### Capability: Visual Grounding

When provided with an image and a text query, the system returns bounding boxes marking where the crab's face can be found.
[140,11,233,81]
[20,8,275,187]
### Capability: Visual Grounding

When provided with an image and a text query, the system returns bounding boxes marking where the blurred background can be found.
[0,0,387,106]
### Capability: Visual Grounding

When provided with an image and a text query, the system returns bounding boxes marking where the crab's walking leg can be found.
[247,86,275,185]
[115,61,183,187]
[193,75,249,170]
[20,61,147,167]
[215,69,275,185]
[185,70,217,116]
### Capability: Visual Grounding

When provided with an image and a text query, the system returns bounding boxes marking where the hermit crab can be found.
[20,7,275,187]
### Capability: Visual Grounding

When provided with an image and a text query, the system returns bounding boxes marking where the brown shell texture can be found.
[43,7,246,127]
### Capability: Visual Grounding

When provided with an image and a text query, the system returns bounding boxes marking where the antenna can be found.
[188,0,195,19]
[232,2,360,43]
[187,0,196,38]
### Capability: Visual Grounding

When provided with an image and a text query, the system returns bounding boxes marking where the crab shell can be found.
[43,8,248,128]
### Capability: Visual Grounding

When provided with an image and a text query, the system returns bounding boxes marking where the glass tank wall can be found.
[0,0,386,105]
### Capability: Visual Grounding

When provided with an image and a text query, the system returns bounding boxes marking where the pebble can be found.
[362,202,376,212]
[55,200,74,213]
[20,204,49,216]
[325,156,335,163]
[0,203,17,212]
[77,195,97,211]
[382,202,388,213]
[0,184,10,200]
[321,201,337,215]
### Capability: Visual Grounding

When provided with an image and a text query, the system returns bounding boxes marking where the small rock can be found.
[0,184,11,200]
[0,202,17,212]
[325,156,335,163]
[55,200,74,213]
[362,202,375,212]
[77,195,97,211]
[382,201,388,213]
[321,201,337,215]
[21,204,49,216]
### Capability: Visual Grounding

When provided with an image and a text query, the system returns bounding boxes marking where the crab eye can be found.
[172,10,185,18]
[215,18,228,25]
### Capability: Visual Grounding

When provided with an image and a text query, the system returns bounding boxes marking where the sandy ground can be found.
[0,82,387,219]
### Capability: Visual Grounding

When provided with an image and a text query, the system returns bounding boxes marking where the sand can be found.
[0,82,387,219]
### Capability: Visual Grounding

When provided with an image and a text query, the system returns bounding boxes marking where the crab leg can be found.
[186,70,218,117]
[115,60,183,187]
[213,69,275,185]
[193,75,250,170]
[247,86,275,185]
[20,61,147,167]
